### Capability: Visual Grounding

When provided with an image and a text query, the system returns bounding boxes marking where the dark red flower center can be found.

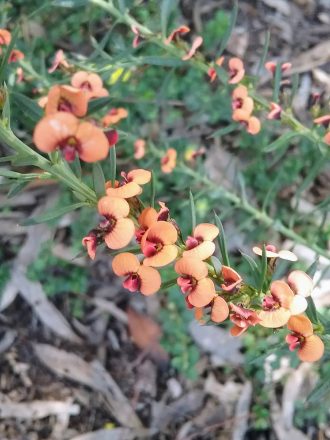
[80,81,93,92]
[177,276,197,293]
[58,98,74,113]
[99,216,117,233]
[58,136,81,162]
[286,333,303,351]
[123,273,141,292]
[263,295,280,311]
[185,235,202,250]
[232,97,243,110]
[143,238,163,257]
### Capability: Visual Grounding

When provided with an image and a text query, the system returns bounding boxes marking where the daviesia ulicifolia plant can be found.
[0,2,329,366]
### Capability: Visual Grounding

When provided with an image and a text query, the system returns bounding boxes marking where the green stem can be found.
[181,165,330,260]
[90,0,325,146]
[0,123,97,204]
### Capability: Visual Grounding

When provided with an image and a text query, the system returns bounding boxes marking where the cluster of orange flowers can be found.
[25,36,326,364]
[32,70,126,162]
[81,174,324,362]
[0,29,24,64]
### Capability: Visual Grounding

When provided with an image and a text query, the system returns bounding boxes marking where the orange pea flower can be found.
[228,58,245,84]
[134,139,146,159]
[165,25,190,45]
[71,71,109,99]
[232,109,261,135]
[232,85,254,115]
[82,232,98,260]
[183,223,219,260]
[0,29,11,46]
[175,257,216,307]
[98,196,135,249]
[314,115,330,127]
[161,148,177,173]
[258,280,307,328]
[193,295,229,324]
[102,108,128,126]
[131,25,142,48]
[112,252,161,295]
[106,169,151,199]
[208,56,224,82]
[33,112,109,162]
[286,315,324,362]
[230,304,261,336]
[221,266,242,292]
[48,49,71,73]
[8,49,24,63]
[182,36,203,61]
[184,146,206,162]
[136,202,170,243]
[45,85,88,117]
[253,244,297,261]
[141,221,178,267]
[210,296,229,323]
[265,61,291,75]
[105,129,119,147]
[267,102,282,120]
[287,270,313,298]
[324,132,330,145]
[16,67,24,83]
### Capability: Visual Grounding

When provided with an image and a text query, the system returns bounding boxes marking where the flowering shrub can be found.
[0,0,329,378]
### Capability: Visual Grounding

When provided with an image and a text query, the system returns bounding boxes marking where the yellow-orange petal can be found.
[106,182,142,198]
[298,335,324,362]
[232,108,250,122]
[33,112,78,153]
[45,85,88,117]
[182,36,203,61]
[193,223,219,241]
[112,252,140,276]
[211,296,229,323]
[71,71,89,87]
[143,244,178,268]
[144,221,177,245]
[232,85,248,100]
[98,196,130,218]
[194,307,205,324]
[277,250,298,261]
[258,307,291,328]
[0,29,11,46]
[242,97,254,115]
[187,277,216,307]
[290,295,308,315]
[183,241,215,260]
[287,270,313,297]
[287,315,313,338]
[228,57,245,84]
[270,280,294,309]
[138,265,162,295]
[104,218,135,249]
[174,257,208,280]
[324,132,330,145]
[247,116,261,135]
[138,207,158,228]
[252,246,278,258]
[128,169,151,184]
[230,324,246,337]
[134,139,146,159]
[76,121,109,162]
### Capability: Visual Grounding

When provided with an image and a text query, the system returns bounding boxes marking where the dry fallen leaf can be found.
[127,307,169,363]
[34,343,143,429]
